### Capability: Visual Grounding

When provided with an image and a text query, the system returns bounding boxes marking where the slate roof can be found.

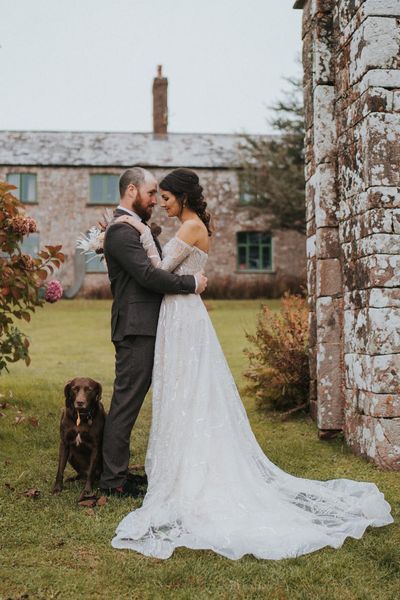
[0,130,260,169]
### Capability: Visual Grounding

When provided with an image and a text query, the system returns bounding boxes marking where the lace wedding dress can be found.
[111,230,393,560]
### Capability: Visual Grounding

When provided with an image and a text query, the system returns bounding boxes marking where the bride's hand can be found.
[115,215,146,234]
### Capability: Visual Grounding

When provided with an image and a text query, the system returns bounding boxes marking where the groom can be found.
[99,167,207,497]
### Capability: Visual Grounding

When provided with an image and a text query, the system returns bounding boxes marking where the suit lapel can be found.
[113,209,163,258]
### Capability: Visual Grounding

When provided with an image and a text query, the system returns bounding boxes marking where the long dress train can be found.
[111,230,393,560]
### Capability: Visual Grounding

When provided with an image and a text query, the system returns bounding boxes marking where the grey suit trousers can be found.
[100,335,156,489]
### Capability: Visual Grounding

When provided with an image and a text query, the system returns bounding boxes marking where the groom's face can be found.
[131,180,158,221]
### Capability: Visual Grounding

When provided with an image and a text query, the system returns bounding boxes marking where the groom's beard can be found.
[131,191,153,222]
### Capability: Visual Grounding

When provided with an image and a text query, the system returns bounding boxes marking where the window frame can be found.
[236,231,274,273]
[7,173,38,204]
[238,171,260,205]
[88,174,120,206]
[84,252,108,274]
[20,232,40,257]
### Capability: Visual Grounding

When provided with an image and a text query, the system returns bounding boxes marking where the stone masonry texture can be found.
[296,0,400,469]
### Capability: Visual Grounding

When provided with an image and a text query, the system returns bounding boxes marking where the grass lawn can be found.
[0,299,398,600]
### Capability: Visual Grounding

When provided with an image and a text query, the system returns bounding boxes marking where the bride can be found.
[111,168,393,560]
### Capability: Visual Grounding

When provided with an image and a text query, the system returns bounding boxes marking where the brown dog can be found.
[52,377,106,501]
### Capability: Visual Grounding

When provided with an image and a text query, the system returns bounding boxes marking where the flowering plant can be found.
[45,280,64,303]
[0,181,65,373]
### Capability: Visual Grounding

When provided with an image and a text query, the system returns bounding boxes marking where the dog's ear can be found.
[94,381,102,402]
[64,380,74,407]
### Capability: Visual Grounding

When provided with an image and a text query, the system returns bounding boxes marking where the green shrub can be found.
[244,293,309,413]
[203,272,305,300]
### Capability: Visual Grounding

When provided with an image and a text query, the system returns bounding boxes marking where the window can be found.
[89,174,119,205]
[85,253,108,274]
[237,232,272,272]
[7,173,37,203]
[21,233,40,257]
[238,172,260,205]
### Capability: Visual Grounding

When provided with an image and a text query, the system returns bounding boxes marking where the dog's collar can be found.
[74,408,94,426]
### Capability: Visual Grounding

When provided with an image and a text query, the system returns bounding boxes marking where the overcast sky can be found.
[0,0,302,135]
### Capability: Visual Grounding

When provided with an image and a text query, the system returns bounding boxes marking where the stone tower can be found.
[294,0,400,469]
[152,65,168,135]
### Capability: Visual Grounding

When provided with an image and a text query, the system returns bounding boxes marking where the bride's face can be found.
[159,189,181,218]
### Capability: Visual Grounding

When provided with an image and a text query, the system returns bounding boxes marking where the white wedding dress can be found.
[111,231,393,560]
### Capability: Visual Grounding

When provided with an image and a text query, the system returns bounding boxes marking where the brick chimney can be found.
[152,65,168,135]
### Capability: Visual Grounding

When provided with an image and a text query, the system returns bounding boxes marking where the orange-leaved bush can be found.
[0,181,65,373]
[244,293,309,413]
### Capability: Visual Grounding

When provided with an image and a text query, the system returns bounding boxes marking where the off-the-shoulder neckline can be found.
[174,235,208,256]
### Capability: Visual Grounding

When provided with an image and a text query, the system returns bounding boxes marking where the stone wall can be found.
[297,0,400,469]
[0,165,306,298]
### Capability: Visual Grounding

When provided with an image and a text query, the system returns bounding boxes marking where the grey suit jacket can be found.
[104,208,196,341]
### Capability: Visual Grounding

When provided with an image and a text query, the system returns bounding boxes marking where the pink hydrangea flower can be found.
[7,215,37,235]
[45,280,63,303]
[26,217,37,233]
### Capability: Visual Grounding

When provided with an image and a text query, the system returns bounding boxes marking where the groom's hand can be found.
[195,271,207,294]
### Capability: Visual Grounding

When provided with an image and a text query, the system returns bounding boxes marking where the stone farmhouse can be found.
[295,0,400,469]
[0,67,305,298]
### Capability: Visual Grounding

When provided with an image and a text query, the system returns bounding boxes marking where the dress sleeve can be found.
[140,228,192,273]
[104,223,196,295]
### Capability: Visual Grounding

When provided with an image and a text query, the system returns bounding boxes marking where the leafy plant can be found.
[0,181,65,373]
[244,293,309,414]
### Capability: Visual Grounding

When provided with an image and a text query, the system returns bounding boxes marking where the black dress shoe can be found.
[126,471,148,486]
[100,478,142,498]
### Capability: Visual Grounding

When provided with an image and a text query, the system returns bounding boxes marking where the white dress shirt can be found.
[116,205,141,220]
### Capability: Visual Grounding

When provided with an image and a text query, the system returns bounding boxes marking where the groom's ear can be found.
[128,183,138,201]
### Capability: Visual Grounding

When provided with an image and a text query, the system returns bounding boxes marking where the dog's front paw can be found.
[52,482,63,494]
[78,488,94,502]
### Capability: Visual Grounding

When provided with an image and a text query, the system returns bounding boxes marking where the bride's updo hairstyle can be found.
[159,168,212,236]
